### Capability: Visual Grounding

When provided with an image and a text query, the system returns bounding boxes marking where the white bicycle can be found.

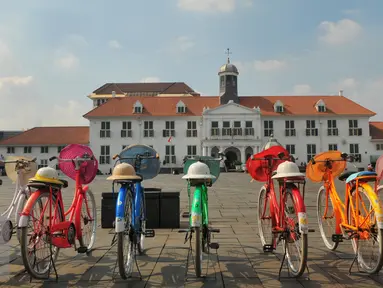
[0,156,37,244]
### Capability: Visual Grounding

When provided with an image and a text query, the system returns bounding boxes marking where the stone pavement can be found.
[0,173,382,287]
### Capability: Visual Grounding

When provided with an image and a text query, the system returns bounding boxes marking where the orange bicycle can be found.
[307,151,383,274]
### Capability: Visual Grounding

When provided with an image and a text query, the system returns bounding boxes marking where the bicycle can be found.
[0,156,37,244]
[18,144,98,281]
[108,144,159,280]
[247,145,311,278]
[179,155,223,278]
[307,150,383,274]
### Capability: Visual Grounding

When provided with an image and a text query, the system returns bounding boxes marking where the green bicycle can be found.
[179,156,222,278]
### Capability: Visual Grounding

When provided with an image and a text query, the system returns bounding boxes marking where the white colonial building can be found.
[1,57,383,174]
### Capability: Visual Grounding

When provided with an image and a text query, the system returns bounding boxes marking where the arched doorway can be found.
[245,146,253,161]
[211,146,219,158]
[224,147,241,169]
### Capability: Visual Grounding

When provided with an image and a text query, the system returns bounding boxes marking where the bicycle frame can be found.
[19,166,91,249]
[1,177,29,220]
[190,184,208,228]
[322,170,383,234]
[115,182,144,233]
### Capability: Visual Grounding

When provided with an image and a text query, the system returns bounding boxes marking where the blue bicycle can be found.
[108,144,160,279]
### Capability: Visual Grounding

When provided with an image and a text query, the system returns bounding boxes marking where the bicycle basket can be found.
[246,146,289,182]
[183,156,221,184]
[5,156,37,184]
[119,144,160,180]
[58,144,98,184]
[375,154,383,181]
[306,151,346,183]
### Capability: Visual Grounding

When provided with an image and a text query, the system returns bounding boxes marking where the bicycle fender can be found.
[82,185,89,193]
[362,183,383,229]
[191,186,202,228]
[18,189,43,228]
[115,186,127,233]
[290,186,308,234]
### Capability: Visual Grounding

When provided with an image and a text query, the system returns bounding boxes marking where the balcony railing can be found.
[349,128,362,136]
[285,129,296,137]
[327,128,339,136]
[210,128,255,138]
[186,130,198,137]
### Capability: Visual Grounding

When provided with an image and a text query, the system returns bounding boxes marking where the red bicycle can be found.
[247,145,312,278]
[18,144,98,280]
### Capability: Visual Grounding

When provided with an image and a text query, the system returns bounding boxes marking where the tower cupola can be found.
[218,48,239,104]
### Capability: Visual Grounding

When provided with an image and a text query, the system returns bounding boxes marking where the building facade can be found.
[1,58,383,174]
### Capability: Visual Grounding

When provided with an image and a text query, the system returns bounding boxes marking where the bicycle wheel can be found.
[117,190,134,279]
[15,190,29,242]
[78,188,97,251]
[20,191,63,279]
[317,186,339,251]
[347,185,383,274]
[257,186,276,248]
[282,187,308,278]
[137,192,145,255]
[194,226,203,277]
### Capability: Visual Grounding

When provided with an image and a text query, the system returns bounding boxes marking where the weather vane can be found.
[225,48,232,63]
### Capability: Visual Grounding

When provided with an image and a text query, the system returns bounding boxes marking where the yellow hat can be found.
[29,167,64,186]
[107,163,142,181]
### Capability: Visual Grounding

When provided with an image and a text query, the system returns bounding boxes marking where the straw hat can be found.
[5,156,37,184]
[107,163,142,181]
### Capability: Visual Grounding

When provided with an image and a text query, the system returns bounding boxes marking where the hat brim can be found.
[271,172,305,179]
[107,175,142,181]
[29,177,64,185]
[182,174,216,180]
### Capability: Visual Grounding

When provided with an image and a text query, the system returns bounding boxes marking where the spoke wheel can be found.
[258,186,276,248]
[20,192,63,280]
[78,189,97,251]
[137,193,145,255]
[347,186,383,274]
[117,191,134,279]
[317,186,339,251]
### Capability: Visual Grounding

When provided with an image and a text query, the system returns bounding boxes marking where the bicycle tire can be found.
[194,226,203,277]
[137,192,145,255]
[257,186,276,248]
[15,190,28,243]
[78,188,97,251]
[283,187,308,278]
[20,191,63,280]
[316,186,339,251]
[117,190,134,279]
[347,185,383,274]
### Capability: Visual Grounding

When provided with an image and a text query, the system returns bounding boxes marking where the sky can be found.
[1,0,383,130]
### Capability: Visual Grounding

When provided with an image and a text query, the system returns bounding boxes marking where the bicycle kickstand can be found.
[134,243,143,280]
[47,241,59,282]
[184,231,193,281]
[277,236,290,280]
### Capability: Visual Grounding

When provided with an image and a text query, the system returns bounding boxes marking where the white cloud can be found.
[43,100,89,126]
[318,19,362,45]
[0,39,11,62]
[177,0,235,13]
[293,84,312,95]
[254,60,287,71]
[54,52,79,69]
[175,36,195,52]
[141,77,160,83]
[0,76,33,89]
[342,9,360,15]
[65,34,88,48]
[109,40,122,49]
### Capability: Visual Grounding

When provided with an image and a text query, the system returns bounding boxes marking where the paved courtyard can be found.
[0,173,383,287]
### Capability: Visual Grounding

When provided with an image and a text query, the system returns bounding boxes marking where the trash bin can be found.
[159,190,180,228]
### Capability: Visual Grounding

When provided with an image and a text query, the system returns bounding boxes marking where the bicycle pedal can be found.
[178,229,189,233]
[331,234,344,242]
[77,246,88,254]
[209,242,219,250]
[145,229,155,238]
[182,212,190,218]
[308,229,316,233]
[209,228,220,233]
[263,244,274,253]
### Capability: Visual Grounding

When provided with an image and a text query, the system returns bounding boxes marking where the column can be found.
[206,146,211,157]
[240,147,246,163]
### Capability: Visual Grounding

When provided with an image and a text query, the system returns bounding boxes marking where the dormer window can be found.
[176,100,186,113]
[274,100,284,113]
[315,100,326,112]
[133,100,143,114]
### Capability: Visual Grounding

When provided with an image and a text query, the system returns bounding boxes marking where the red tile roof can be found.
[369,122,383,140]
[84,96,220,118]
[84,95,375,118]
[0,126,89,146]
[92,82,196,95]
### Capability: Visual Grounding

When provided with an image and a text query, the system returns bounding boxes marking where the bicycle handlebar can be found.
[309,152,357,165]
[112,153,160,161]
[250,151,289,162]
[3,157,37,164]
[49,155,95,162]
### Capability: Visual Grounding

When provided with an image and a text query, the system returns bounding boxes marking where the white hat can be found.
[182,161,216,180]
[271,161,305,179]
